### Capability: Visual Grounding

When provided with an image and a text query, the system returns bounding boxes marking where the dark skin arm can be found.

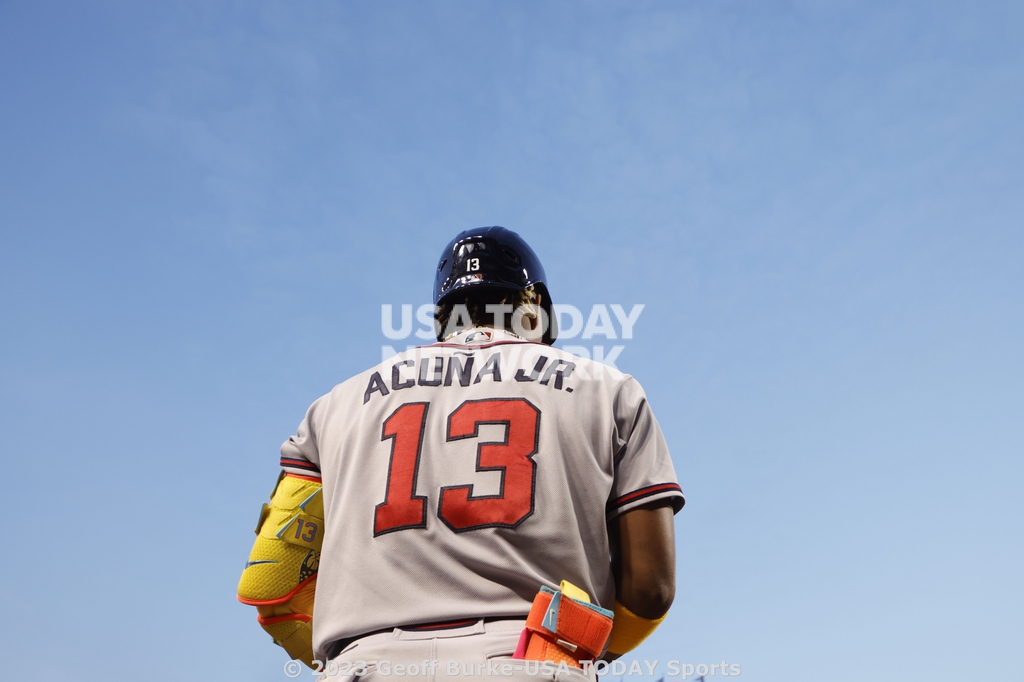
[605,499,677,659]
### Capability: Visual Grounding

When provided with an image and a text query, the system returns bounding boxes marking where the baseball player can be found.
[239,227,684,680]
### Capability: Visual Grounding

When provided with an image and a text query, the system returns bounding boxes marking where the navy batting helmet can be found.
[433,226,557,344]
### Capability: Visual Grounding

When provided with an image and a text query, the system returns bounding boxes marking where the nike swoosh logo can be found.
[245,560,279,568]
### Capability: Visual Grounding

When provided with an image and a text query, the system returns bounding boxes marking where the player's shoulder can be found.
[301,353,406,411]
[324,357,398,404]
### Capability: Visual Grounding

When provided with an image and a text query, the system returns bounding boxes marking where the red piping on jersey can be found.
[606,483,683,510]
[280,456,321,473]
[257,612,312,626]
[281,456,320,468]
[238,573,318,607]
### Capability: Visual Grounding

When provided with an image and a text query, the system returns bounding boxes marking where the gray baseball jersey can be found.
[278,328,684,660]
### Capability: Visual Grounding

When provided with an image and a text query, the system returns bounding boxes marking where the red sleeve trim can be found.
[280,456,321,474]
[607,483,683,511]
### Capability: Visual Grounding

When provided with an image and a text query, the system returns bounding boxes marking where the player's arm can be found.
[238,472,323,667]
[605,498,676,659]
[242,397,331,667]
[238,401,327,668]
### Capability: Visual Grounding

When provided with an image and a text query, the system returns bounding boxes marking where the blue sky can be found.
[1,2,1021,680]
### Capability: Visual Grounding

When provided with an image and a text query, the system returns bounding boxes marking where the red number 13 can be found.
[373,399,540,536]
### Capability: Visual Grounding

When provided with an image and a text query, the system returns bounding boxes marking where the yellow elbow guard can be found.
[239,473,323,667]
[606,601,667,656]
[239,473,324,605]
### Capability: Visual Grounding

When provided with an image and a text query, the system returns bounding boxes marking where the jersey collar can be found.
[442,327,526,346]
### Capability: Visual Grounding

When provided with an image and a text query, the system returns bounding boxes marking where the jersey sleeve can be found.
[279,395,326,478]
[606,376,684,519]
